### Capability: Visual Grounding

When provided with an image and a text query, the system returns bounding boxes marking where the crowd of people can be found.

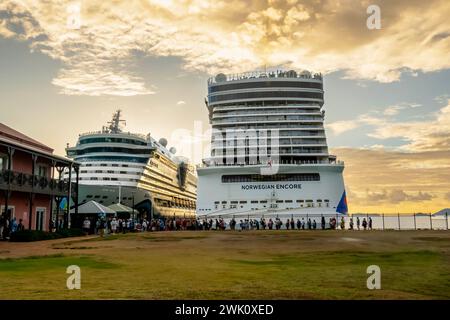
[82,215,374,236]
[0,216,25,240]
[0,214,375,240]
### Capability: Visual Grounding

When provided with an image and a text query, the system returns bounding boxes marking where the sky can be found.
[0,0,449,213]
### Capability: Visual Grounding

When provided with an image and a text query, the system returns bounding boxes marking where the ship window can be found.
[120,171,127,174]
[214,201,220,204]
[285,200,293,203]
[260,200,268,203]
[230,201,238,204]
[221,201,227,204]
[102,196,108,199]
[296,200,304,203]
[94,195,100,198]
[90,177,98,180]
[239,201,247,204]
[103,177,110,180]
[86,195,93,198]
[107,170,114,174]
[222,173,319,183]
[101,164,107,167]
[251,200,258,204]
[80,170,87,173]
[95,170,102,173]
[276,200,283,203]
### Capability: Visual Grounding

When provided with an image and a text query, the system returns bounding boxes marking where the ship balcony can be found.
[212,125,325,131]
[212,134,326,143]
[211,143,328,149]
[212,111,323,119]
[0,169,74,197]
[198,158,344,168]
[212,119,324,126]
[212,104,321,112]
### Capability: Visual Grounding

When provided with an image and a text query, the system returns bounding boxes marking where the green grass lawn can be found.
[0,230,449,299]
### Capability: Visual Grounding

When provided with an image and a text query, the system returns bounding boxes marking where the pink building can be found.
[0,123,79,232]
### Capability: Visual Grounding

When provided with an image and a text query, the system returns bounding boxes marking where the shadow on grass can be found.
[0,254,119,272]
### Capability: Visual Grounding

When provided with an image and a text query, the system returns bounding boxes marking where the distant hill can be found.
[433,208,450,216]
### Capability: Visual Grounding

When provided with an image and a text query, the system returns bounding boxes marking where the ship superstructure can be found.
[66,110,197,218]
[196,70,347,216]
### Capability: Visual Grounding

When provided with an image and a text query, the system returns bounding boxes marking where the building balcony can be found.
[0,169,73,197]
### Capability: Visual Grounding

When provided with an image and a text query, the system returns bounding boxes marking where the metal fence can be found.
[211,213,450,231]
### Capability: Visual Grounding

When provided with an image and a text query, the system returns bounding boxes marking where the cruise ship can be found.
[196,69,348,217]
[66,110,197,218]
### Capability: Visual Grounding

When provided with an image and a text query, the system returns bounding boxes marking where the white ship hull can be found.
[197,164,346,217]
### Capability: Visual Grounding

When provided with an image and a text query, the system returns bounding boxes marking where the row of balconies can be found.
[0,169,72,196]
[212,117,323,125]
[212,110,322,119]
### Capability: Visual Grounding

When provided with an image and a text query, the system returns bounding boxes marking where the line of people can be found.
[81,215,376,234]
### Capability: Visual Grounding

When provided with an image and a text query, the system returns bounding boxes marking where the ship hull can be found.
[196,164,346,217]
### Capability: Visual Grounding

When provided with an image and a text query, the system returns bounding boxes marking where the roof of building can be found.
[108,203,138,213]
[70,200,116,215]
[0,123,53,153]
[0,122,76,165]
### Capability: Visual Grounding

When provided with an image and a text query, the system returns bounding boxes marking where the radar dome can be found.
[169,147,177,154]
[158,138,168,147]
[300,70,311,77]
[286,70,297,78]
[215,73,227,82]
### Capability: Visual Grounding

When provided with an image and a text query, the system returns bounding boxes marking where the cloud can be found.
[333,147,450,212]
[328,120,360,135]
[383,102,421,116]
[368,100,450,151]
[1,0,449,96]
[328,99,450,152]
[176,100,186,105]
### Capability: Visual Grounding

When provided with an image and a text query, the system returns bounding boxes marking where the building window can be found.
[0,154,8,170]
[36,165,48,177]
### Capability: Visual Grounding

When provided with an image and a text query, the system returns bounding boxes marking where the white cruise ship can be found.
[196,69,348,217]
[66,110,197,218]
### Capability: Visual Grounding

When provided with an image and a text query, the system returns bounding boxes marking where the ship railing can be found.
[197,159,344,168]
[208,70,323,84]
[79,131,148,140]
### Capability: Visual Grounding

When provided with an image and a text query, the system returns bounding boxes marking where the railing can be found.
[0,170,72,196]
[208,70,323,84]
[79,130,148,140]
[212,117,323,125]
[213,110,322,118]
[198,159,344,168]
[197,213,450,231]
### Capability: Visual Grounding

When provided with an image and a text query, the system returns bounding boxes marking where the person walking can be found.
[368,217,373,230]
[82,218,91,235]
[357,217,360,230]
[321,216,326,230]
[17,219,25,232]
